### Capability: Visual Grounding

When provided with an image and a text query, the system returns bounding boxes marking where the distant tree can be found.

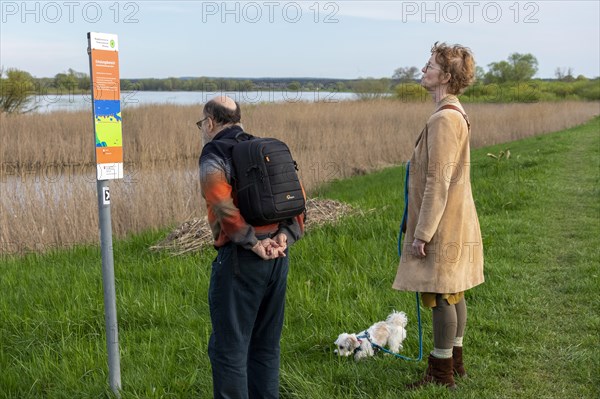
[484,53,538,83]
[351,78,391,99]
[334,81,347,92]
[69,68,90,90]
[393,66,420,82]
[0,67,37,113]
[287,81,301,91]
[508,53,538,81]
[238,80,254,91]
[484,60,510,84]
[121,79,134,91]
[555,67,575,82]
[53,68,87,91]
[162,79,173,91]
[475,66,485,82]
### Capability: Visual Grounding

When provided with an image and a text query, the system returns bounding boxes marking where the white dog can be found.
[334,311,408,361]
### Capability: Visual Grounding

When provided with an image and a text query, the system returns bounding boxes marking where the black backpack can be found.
[230,132,305,226]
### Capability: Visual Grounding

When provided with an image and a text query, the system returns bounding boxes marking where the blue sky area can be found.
[1,1,599,79]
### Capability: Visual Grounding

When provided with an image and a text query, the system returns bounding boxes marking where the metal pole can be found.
[97,179,122,396]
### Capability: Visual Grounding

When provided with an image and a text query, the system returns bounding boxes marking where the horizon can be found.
[15,73,600,82]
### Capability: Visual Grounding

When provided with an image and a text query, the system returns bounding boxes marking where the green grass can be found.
[1,116,599,398]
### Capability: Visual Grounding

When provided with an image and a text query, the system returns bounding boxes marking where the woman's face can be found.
[421,53,448,91]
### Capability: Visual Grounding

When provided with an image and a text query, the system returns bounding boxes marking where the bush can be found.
[393,83,428,102]
[0,68,37,113]
[573,79,600,101]
[391,78,599,103]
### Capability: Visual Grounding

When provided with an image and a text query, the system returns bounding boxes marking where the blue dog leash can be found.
[397,162,410,258]
[396,162,424,362]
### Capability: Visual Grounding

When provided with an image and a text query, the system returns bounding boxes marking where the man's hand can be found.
[412,238,427,258]
[273,233,288,254]
[251,241,271,260]
[251,236,287,260]
[264,235,287,258]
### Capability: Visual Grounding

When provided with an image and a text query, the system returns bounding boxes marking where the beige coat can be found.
[393,95,484,293]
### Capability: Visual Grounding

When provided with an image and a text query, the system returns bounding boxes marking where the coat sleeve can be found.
[200,152,258,250]
[276,214,304,246]
[414,112,464,243]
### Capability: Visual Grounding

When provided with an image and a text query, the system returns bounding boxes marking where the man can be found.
[198,96,304,399]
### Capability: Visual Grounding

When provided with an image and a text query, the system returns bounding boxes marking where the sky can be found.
[1,1,599,80]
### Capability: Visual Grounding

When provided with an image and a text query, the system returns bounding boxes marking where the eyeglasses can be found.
[196,116,209,130]
[424,62,443,73]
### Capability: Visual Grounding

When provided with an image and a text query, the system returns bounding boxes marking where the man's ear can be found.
[206,117,215,131]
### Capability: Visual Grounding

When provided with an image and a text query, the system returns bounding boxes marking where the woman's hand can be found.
[412,238,427,258]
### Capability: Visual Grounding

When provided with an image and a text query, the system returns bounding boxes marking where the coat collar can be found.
[212,125,245,142]
[434,94,463,113]
[414,95,464,147]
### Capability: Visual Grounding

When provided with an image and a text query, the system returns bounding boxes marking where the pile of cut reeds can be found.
[150,198,358,256]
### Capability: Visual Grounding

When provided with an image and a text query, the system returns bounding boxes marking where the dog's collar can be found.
[352,334,368,355]
[355,332,379,354]
[356,331,371,342]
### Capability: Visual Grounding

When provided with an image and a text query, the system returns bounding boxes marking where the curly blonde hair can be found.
[431,42,476,95]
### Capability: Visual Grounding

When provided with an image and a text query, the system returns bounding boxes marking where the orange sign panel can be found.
[88,32,123,180]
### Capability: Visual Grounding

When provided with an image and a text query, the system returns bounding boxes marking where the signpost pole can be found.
[97,179,122,394]
[87,31,124,396]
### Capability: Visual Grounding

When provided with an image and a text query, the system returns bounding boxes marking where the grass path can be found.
[0,117,598,398]
[494,117,599,397]
[460,116,599,398]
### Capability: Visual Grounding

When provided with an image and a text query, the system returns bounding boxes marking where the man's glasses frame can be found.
[196,116,209,130]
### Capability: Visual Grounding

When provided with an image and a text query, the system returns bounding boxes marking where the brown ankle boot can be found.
[453,346,468,378]
[406,354,457,390]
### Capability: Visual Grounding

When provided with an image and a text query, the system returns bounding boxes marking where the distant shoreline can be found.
[27,90,365,113]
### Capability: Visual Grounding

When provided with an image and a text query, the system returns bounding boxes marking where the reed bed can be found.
[1,100,598,253]
[2,100,599,169]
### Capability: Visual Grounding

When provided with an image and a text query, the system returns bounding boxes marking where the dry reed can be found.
[1,100,598,253]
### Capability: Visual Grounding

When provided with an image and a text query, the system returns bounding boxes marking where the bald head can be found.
[213,95,237,110]
[203,96,241,125]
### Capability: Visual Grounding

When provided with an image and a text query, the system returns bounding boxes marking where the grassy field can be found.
[1,117,599,398]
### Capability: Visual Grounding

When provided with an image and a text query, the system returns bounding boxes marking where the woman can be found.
[393,42,484,390]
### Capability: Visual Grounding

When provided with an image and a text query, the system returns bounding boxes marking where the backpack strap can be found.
[215,131,255,185]
[233,131,254,143]
[436,104,470,129]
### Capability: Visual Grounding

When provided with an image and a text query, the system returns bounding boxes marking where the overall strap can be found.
[437,104,470,129]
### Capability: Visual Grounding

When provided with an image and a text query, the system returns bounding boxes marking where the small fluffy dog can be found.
[334,311,408,361]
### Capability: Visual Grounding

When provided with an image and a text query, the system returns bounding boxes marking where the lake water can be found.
[30,90,359,113]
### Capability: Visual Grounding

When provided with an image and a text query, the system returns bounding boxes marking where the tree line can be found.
[391,53,598,103]
[1,52,598,113]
